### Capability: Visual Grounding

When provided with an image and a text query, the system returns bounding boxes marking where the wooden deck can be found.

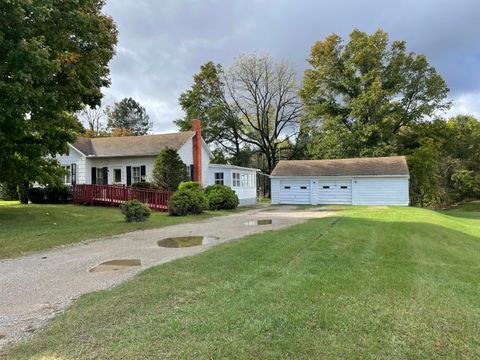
[72,184,173,211]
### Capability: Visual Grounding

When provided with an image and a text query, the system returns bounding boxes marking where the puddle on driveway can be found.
[244,219,280,226]
[89,259,141,272]
[157,236,218,248]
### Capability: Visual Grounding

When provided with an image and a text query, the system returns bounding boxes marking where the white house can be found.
[270,156,409,206]
[56,120,258,206]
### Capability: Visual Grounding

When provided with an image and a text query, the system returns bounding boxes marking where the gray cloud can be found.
[103,0,480,132]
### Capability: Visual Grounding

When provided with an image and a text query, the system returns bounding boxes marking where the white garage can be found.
[270,156,409,206]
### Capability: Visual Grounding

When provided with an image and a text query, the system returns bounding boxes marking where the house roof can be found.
[71,132,196,157]
[270,156,409,177]
[208,163,261,172]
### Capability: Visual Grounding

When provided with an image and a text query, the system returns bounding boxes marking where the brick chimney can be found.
[191,119,202,184]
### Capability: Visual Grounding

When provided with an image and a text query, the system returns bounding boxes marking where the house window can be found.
[61,166,71,184]
[232,172,241,187]
[241,174,248,187]
[113,169,122,183]
[214,172,224,185]
[132,167,141,183]
[96,168,104,184]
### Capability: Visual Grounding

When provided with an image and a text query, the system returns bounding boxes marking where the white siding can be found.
[352,177,409,206]
[89,156,156,184]
[271,178,280,204]
[177,138,211,187]
[55,145,86,184]
[207,165,257,206]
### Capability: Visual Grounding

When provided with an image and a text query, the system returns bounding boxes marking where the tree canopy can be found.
[107,97,152,135]
[0,0,117,186]
[300,29,450,159]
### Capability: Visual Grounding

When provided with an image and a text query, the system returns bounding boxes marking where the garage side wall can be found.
[352,177,409,206]
[271,178,280,204]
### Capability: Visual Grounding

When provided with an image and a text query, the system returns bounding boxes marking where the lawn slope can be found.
[5,204,480,359]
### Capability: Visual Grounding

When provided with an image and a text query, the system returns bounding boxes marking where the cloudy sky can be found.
[102,0,480,133]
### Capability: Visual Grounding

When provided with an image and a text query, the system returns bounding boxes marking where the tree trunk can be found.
[18,181,29,204]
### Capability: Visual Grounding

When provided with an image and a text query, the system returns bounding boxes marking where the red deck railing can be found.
[72,184,173,211]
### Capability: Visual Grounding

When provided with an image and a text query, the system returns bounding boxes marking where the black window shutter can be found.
[190,164,194,180]
[102,167,108,185]
[91,167,97,185]
[126,166,132,186]
[71,164,76,185]
[140,165,146,182]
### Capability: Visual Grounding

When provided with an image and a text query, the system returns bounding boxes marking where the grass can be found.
[0,203,247,259]
[4,202,480,359]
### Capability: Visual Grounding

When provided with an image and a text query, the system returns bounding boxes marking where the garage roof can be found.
[270,156,409,177]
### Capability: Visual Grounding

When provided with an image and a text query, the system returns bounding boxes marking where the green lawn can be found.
[5,202,480,359]
[0,203,246,259]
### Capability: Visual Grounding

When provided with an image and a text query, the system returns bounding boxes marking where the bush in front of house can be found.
[120,199,151,222]
[152,147,189,191]
[27,187,46,204]
[131,181,155,189]
[45,185,72,204]
[205,184,239,210]
[168,188,208,216]
[178,181,202,192]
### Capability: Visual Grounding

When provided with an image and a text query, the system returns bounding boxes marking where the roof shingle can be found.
[270,156,409,177]
[71,132,195,157]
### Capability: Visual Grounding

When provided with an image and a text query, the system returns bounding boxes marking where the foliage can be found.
[107,97,152,135]
[152,147,189,191]
[27,188,46,204]
[120,200,151,223]
[27,186,71,204]
[0,0,117,187]
[175,62,246,164]
[168,189,208,216]
[178,181,202,192]
[301,29,450,159]
[110,127,135,137]
[78,104,108,135]
[0,183,18,201]
[205,185,239,210]
[131,181,155,189]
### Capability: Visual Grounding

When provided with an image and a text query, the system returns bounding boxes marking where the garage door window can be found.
[300,186,307,189]
[284,186,291,189]
[323,186,330,189]
[341,186,348,189]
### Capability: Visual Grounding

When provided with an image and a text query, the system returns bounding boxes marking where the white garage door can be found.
[318,180,352,205]
[279,180,311,204]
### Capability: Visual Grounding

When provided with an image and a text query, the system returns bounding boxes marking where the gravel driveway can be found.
[0,206,334,349]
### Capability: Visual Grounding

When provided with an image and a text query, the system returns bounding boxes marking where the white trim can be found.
[209,163,260,172]
[270,175,410,179]
[67,143,87,157]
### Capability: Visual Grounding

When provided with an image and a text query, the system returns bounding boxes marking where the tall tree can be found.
[300,29,450,159]
[79,104,108,135]
[152,148,189,191]
[0,0,117,195]
[175,62,244,164]
[107,97,152,135]
[225,54,303,173]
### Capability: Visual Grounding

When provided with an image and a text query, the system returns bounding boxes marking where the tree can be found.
[152,147,189,191]
[175,62,245,164]
[225,54,303,173]
[107,97,152,135]
[78,104,108,135]
[300,29,450,159]
[0,0,117,200]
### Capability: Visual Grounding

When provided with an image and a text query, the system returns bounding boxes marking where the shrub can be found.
[152,147,189,190]
[131,181,154,189]
[205,185,239,210]
[45,185,72,204]
[27,187,46,204]
[168,189,208,216]
[178,181,202,192]
[120,199,151,222]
